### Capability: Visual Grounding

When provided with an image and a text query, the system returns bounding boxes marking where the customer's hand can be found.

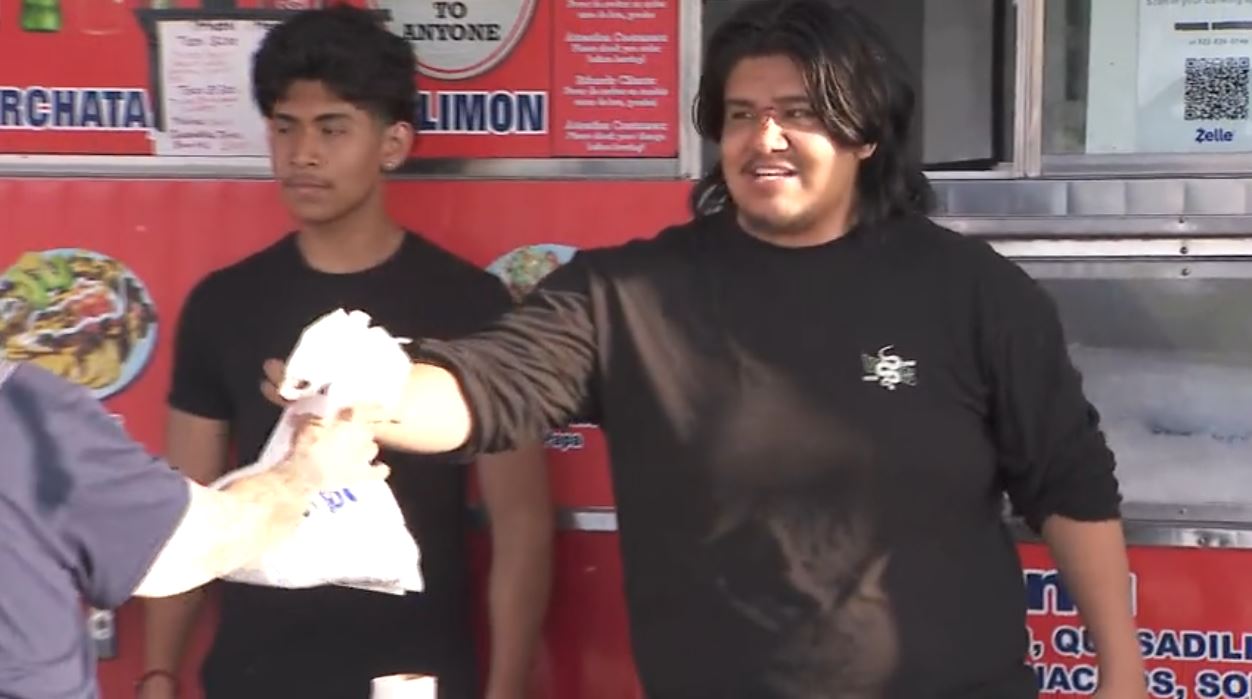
[283,414,389,490]
[261,358,392,425]
[260,358,292,408]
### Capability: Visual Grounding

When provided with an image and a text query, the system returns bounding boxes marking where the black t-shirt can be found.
[420,212,1122,699]
[169,233,510,699]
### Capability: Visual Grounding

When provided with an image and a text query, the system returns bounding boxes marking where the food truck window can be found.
[1020,259,1252,522]
[699,0,1017,173]
[1044,0,1252,166]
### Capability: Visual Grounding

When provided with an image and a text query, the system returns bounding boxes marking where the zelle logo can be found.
[379,0,538,80]
[1195,126,1236,144]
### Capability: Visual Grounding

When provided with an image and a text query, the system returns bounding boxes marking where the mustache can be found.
[282,175,332,188]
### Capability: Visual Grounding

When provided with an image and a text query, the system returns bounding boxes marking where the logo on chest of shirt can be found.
[861,345,917,391]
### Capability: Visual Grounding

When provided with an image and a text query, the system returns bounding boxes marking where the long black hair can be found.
[691,0,933,224]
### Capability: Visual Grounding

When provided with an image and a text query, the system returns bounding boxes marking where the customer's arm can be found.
[6,363,383,613]
[133,416,385,598]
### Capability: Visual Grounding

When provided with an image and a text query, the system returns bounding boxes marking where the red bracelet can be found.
[134,669,180,696]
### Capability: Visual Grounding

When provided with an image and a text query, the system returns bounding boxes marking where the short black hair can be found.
[252,3,416,126]
[691,0,933,224]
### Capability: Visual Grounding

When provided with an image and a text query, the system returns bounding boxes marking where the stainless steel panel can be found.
[1009,517,1252,549]
[1184,179,1252,215]
[677,0,703,179]
[943,217,1252,238]
[470,505,620,533]
[933,177,1252,224]
[930,178,1047,216]
[559,507,620,533]
[1013,0,1043,176]
[1124,180,1187,216]
[1043,152,1252,177]
[1065,180,1127,216]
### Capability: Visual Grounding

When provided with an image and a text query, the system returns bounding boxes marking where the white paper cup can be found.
[370,674,437,699]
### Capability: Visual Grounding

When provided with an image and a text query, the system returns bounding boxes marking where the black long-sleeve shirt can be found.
[419,211,1121,699]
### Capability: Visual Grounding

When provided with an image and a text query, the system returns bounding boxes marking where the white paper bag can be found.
[211,309,422,595]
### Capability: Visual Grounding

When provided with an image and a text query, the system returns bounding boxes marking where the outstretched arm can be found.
[133,417,386,598]
[264,260,601,458]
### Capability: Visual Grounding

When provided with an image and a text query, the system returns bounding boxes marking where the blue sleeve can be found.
[3,364,191,608]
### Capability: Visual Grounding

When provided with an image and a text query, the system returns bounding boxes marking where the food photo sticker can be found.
[0,248,158,399]
[486,243,578,301]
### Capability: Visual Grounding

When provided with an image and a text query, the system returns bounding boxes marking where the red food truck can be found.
[2,0,1252,696]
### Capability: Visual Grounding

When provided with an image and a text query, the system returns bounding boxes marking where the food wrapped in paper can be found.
[211,309,422,595]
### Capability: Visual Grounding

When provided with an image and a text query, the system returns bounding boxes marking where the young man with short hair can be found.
[141,7,553,699]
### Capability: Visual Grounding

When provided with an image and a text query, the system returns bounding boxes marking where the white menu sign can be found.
[153,19,275,157]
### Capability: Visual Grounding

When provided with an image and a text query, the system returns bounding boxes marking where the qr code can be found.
[1184,56,1250,121]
